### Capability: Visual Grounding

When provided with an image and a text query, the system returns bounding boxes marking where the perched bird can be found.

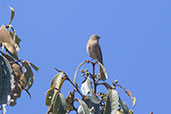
[86,34,106,81]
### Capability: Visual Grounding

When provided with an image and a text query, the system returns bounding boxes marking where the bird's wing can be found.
[94,43,103,64]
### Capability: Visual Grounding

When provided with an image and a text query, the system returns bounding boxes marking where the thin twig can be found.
[55,68,83,97]
[92,63,97,93]
[65,74,83,97]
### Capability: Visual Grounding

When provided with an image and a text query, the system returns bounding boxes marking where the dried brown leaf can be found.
[125,90,136,108]
[12,63,23,81]
[0,25,18,59]
[8,7,15,25]
[132,97,136,108]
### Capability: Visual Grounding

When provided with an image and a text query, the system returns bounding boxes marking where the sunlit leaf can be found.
[129,110,134,114]
[8,32,20,52]
[51,71,65,90]
[81,77,91,95]
[53,93,67,114]
[10,32,21,49]
[0,25,18,60]
[77,99,90,114]
[9,32,21,46]
[103,90,119,114]
[2,104,7,114]
[8,7,15,25]
[116,111,121,114]
[47,104,53,114]
[5,48,18,60]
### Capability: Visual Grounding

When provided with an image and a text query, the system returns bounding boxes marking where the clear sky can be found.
[0,0,171,114]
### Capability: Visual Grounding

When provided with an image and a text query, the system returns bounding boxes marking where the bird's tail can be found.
[99,64,107,81]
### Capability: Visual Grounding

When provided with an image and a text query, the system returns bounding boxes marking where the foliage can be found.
[0,7,38,114]
[46,60,136,114]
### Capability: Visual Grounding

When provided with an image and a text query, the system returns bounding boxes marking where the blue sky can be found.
[0,0,171,114]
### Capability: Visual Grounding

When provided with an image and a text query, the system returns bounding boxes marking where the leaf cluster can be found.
[46,60,136,114]
[0,7,38,114]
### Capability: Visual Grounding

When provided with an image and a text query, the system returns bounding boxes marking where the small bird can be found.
[86,34,106,81]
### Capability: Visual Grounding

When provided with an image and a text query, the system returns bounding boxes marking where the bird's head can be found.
[90,34,100,41]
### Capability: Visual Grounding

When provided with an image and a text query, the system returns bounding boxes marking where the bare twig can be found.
[92,62,97,93]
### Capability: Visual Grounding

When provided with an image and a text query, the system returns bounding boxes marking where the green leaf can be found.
[1,51,14,62]
[77,99,90,114]
[20,61,33,90]
[0,57,2,98]
[0,55,14,104]
[129,110,134,114]
[51,71,64,90]
[53,93,67,114]
[120,100,129,114]
[27,74,34,90]
[46,72,65,107]
[103,90,119,114]
[85,92,101,114]
[81,77,91,95]
[45,89,55,106]
[66,91,75,113]
[87,91,100,104]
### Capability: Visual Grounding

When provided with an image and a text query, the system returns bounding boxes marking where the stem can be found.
[55,68,83,97]
[92,62,97,93]
[66,74,83,97]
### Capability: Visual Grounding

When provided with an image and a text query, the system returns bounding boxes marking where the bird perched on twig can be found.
[86,34,106,81]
